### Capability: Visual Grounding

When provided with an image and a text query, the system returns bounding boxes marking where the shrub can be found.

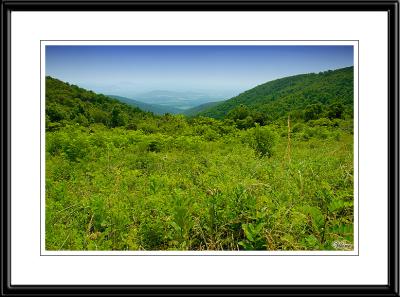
[248,124,278,157]
[291,123,304,133]
[309,118,333,127]
[138,219,166,250]
[147,140,163,152]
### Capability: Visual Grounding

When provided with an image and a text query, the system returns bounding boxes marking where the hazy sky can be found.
[46,45,353,98]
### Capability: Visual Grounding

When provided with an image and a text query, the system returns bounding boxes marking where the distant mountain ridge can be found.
[46,66,353,128]
[108,95,183,115]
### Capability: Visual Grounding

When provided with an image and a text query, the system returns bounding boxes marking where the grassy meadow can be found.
[45,67,354,251]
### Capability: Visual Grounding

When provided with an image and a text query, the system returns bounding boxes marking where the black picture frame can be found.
[1,1,398,296]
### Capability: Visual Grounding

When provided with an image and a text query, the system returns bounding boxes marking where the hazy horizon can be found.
[46,45,354,102]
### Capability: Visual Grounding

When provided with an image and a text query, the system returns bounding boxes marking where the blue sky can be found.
[46,45,353,98]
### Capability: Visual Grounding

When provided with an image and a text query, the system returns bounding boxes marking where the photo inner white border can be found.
[40,40,359,257]
[11,11,387,285]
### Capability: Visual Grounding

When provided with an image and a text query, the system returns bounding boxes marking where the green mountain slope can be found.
[108,95,183,115]
[197,66,354,121]
[45,76,152,130]
[183,101,222,116]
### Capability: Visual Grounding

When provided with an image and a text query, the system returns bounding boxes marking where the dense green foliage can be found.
[197,67,353,123]
[46,77,154,130]
[45,73,354,251]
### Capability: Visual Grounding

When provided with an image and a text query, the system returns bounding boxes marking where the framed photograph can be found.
[2,1,398,296]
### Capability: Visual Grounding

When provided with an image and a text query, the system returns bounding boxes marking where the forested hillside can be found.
[46,77,153,130]
[197,67,353,123]
[183,101,222,116]
[45,72,354,251]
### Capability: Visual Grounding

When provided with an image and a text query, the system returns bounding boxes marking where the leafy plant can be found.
[239,222,267,250]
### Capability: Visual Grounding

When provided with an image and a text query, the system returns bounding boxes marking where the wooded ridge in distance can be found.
[45,66,354,251]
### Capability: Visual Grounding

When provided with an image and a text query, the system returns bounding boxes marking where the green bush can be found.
[248,124,278,157]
